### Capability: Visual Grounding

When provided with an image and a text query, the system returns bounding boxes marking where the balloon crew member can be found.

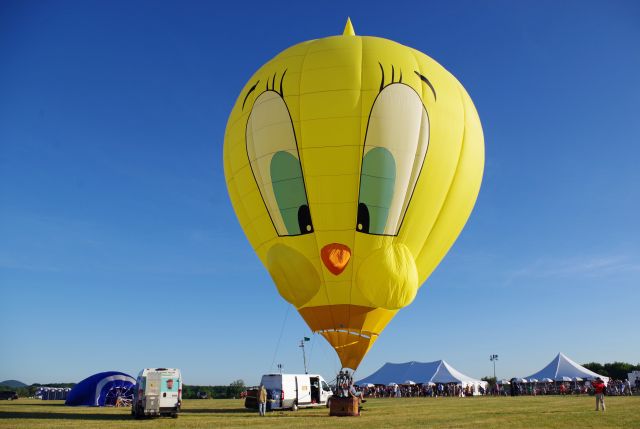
[337,370,352,398]
[257,384,267,416]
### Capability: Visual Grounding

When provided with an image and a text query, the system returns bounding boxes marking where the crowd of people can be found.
[355,383,481,398]
[500,378,637,397]
[351,378,639,398]
[603,379,636,396]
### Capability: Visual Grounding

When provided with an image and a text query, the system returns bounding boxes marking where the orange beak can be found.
[321,243,351,275]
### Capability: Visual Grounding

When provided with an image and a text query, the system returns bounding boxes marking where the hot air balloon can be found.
[223,19,484,370]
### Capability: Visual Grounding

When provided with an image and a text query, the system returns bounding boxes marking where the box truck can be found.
[245,373,333,411]
[132,368,182,418]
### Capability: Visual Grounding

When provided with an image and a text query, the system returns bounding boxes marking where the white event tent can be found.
[356,360,487,392]
[524,353,609,383]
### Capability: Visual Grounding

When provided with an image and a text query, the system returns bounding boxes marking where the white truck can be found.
[132,368,182,418]
[245,373,333,411]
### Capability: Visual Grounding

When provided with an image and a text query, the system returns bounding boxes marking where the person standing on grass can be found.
[257,384,267,416]
[592,377,606,411]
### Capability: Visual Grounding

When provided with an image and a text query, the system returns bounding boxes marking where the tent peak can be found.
[524,352,608,382]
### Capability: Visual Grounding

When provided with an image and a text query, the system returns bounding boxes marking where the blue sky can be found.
[1,0,639,385]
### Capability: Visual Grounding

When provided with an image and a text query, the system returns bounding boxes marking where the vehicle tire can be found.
[135,405,145,419]
[326,398,331,408]
[291,402,298,411]
[171,413,178,418]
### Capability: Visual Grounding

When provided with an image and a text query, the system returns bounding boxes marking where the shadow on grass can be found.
[183,408,251,414]
[0,411,130,421]
[182,408,334,418]
[5,403,67,407]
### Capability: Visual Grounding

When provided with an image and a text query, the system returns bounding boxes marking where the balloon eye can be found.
[245,91,313,237]
[270,151,312,235]
[357,147,395,234]
[357,203,370,233]
[356,83,429,236]
[298,205,313,235]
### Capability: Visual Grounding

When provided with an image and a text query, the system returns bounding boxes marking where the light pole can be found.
[299,337,310,374]
[490,354,498,381]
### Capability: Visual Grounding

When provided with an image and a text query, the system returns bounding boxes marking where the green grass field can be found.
[1,396,638,428]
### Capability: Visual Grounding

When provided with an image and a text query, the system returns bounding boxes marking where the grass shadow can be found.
[183,408,251,414]
[0,411,130,421]
[6,403,68,407]
[182,408,333,417]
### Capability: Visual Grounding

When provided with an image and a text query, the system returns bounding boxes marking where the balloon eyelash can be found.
[414,71,437,101]
[279,70,287,96]
[378,63,403,92]
[263,70,288,97]
[242,80,260,110]
[242,71,288,111]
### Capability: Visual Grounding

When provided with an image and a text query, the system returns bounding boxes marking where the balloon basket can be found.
[329,396,360,417]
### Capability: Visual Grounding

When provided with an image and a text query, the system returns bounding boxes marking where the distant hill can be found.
[0,380,27,388]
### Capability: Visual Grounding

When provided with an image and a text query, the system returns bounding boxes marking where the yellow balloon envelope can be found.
[224,20,484,370]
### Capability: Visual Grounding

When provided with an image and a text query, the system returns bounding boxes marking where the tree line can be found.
[581,362,640,380]
[181,380,246,399]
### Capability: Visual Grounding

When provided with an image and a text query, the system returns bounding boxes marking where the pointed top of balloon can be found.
[343,17,355,36]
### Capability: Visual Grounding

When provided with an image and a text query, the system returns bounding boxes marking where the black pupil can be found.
[298,205,313,234]
[357,203,370,233]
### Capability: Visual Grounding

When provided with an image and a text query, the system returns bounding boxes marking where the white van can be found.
[132,368,182,418]
[246,373,333,411]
